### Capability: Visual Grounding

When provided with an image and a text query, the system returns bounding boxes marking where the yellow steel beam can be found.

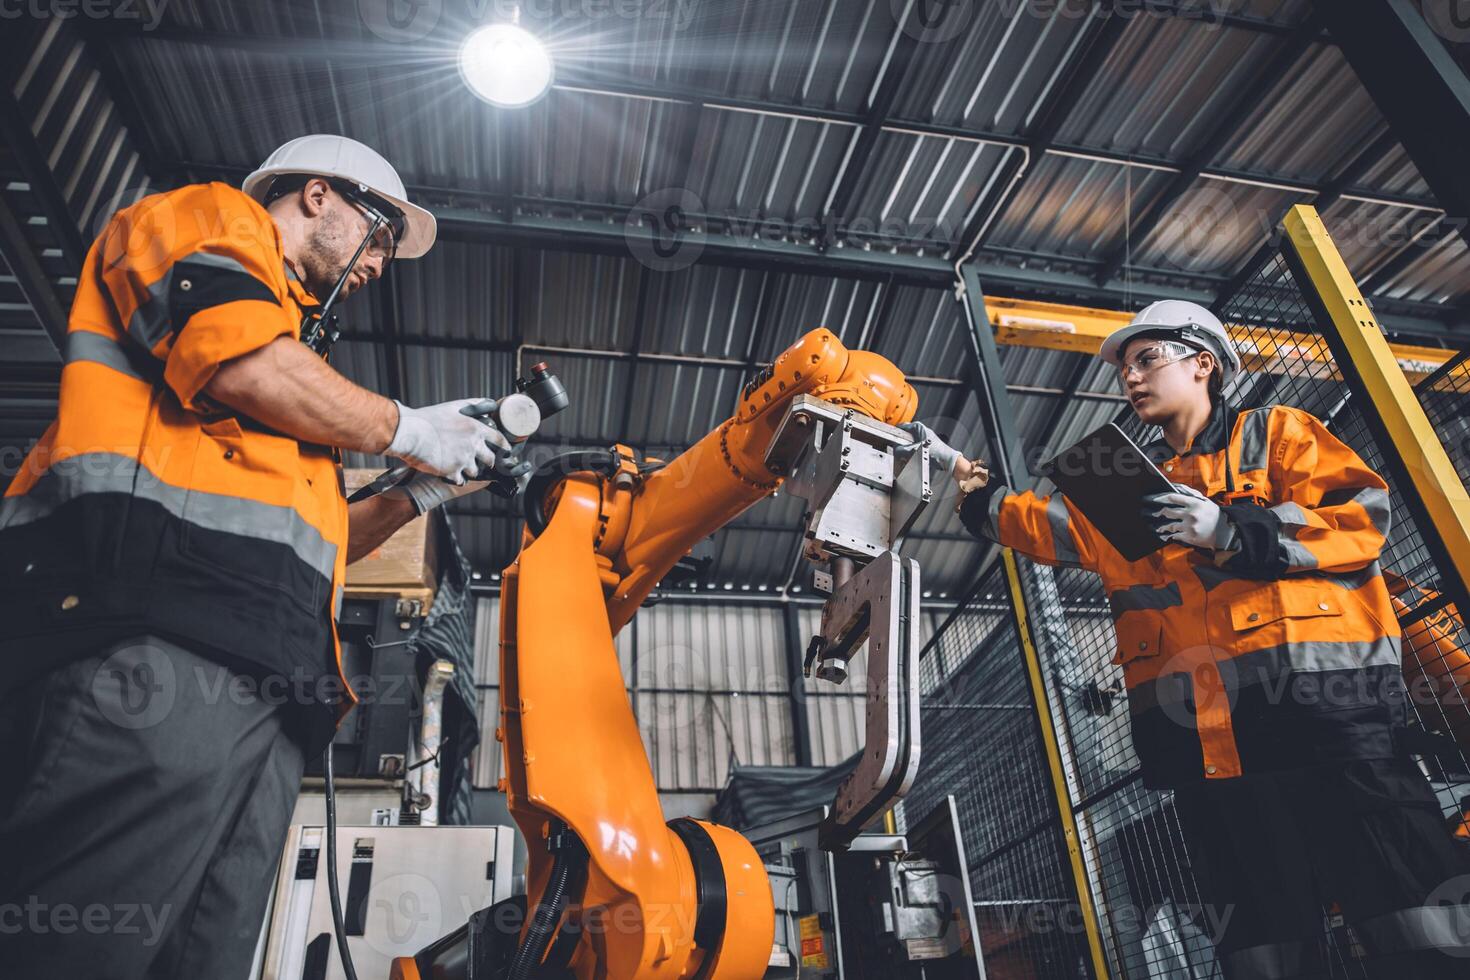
[986,296,1457,384]
[1283,204,1470,603]
[1002,549,1112,980]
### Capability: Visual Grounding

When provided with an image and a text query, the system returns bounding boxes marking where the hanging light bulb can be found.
[459,14,554,109]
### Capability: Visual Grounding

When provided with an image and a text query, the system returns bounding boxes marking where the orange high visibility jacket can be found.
[0,183,350,708]
[960,400,1405,786]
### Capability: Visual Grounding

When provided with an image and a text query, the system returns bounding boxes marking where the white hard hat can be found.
[1099,299,1241,385]
[243,135,437,259]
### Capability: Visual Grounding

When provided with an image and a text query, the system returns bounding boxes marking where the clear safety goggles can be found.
[1117,340,1201,382]
[332,181,404,264]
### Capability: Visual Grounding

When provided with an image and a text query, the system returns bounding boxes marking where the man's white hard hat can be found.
[1099,299,1241,385]
[242,135,437,259]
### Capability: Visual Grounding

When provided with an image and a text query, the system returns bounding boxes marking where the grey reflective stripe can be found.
[1193,559,1381,592]
[125,250,259,351]
[1270,512,1320,570]
[127,267,174,350]
[333,585,345,620]
[1237,407,1270,473]
[1277,488,1389,535]
[65,330,153,383]
[0,451,337,584]
[1350,486,1391,537]
[1282,537,1319,571]
[1046,494,1081,566]
[179,251,253,274]
[1271,501,1311,526]
[1127,636,1404,712]
[1221,940,1317,980]
[1315,561,1382,592]
[1355,904,1470,953]
[1108,582,1183,616]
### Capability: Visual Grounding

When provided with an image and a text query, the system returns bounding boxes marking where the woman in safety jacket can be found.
[904,300,1470,979]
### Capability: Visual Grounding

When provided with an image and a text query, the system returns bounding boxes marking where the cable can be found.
[323,746,361,980]
[782,874,801,979]
[521,450,620,536]
[507,827,586,980]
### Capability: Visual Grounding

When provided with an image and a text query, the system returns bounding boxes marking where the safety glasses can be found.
[331,180,405,265]
[1117,340,1200,382]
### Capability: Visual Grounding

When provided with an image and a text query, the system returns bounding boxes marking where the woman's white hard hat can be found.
[242,135,437,259]
[1099,299,1241,385]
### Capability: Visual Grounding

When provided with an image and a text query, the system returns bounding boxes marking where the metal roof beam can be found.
[0,195,68,353]
[1092,15,1325,287]
[1030,353,1096,463]
[819,8,925,246]
[0,90,88,275]
[1318,0,1470,256]
[951,3,1133,263]
[167,164,1467,335]
[1213,127,1404,307]
[617,266,652,437]
[1359,214,1451,295]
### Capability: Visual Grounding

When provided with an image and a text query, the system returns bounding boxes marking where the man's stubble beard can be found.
[301,206,353,299]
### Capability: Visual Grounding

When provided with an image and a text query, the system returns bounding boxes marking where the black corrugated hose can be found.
[507,827,587,980]
[521,451,621,536]
[324,746,361,980]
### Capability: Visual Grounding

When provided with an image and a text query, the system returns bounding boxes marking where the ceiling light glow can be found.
[459,23,554,109]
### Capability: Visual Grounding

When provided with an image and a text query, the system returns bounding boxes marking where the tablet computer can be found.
[1035,422,1177,562]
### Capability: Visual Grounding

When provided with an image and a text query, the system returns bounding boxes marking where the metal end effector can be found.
[766,395,931,850]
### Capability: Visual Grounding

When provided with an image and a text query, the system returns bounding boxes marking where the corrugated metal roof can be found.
[3,1,1468,600]
[1056,20,1281,159]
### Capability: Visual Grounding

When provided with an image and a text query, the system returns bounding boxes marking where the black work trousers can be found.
[1174,758,1470,980]
[0,634,308,979]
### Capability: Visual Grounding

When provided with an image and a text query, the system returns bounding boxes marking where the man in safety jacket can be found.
[903,300,1470,978]
[0,136,524,978]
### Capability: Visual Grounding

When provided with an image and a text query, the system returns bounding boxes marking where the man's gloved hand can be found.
[1141,483,1228,548]
[387,398,509,484]
[897,421,963,477]
[385,471,490,516]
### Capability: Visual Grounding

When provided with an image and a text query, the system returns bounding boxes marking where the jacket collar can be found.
[1142,399,1234,464]
[282,259,322,309]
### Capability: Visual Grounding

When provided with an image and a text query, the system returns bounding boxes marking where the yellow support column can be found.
[1002,548,1111,980]
[1282,204,1470,604]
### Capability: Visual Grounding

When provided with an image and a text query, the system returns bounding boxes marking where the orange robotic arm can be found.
[489,329,917,979]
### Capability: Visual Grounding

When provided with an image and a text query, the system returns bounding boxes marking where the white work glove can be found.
[384,471,490,516]
[896,421,963,477]
[386,398,509,484]
[1141,483,1229,549]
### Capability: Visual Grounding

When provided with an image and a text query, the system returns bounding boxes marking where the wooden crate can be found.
[344,468,440,605]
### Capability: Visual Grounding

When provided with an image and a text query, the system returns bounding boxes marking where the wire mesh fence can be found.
[908,217,1470,979]
[904,561,1094,979]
